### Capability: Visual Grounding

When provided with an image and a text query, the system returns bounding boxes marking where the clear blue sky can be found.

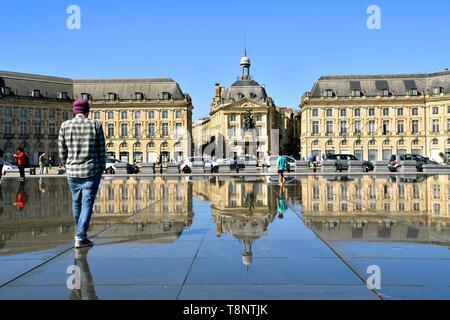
[1,0,449,120]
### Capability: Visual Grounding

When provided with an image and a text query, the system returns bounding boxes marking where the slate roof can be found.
[223,79,268,101]
[310,70,450,97]
[0,70,73,99]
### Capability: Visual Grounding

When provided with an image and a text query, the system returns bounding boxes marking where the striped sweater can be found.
[58,114,106,178]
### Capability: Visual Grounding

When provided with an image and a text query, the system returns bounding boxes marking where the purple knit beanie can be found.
[73,98,90,114]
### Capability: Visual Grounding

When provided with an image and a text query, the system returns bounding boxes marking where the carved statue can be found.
[243,110,255,131]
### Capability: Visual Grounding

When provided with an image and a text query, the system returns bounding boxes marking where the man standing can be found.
[277,151,287,185]
[14,147,27,182]
[59,98,105,249]
[39,153,46,175]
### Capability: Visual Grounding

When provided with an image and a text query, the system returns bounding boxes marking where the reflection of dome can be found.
[242,253,252,266]
[240,56,251,66]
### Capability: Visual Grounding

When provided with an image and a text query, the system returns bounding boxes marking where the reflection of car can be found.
[1,161,19,176]
[264,155,296,171]
[105,158,139,174]
[326,154,374,172]
[388,154,437,172]
[180,157,219,173]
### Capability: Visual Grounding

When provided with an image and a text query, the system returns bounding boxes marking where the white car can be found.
[180,157,219,173]
[1,161,19,176]
[264,155,296,171]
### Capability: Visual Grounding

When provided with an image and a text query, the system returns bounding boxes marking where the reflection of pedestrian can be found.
[276,185,287,219]
[14,147,27,182]
[39,153,46,175]
[39,178,46,193]
[59,98,105,249]
[0,148,4,182]
[69,247,98,300]
[13,182,27,211]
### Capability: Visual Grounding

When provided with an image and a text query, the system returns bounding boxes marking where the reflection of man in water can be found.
[276,185,287,219]
[39,178,46,193]
[13,182,27,211]
[69,246,98,300]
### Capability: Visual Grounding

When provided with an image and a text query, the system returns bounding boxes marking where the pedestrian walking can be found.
[277,150,288,185]
[39,153,46,175]
[59,98,106,249]
[0,149,4,182]
[14,147,28,182]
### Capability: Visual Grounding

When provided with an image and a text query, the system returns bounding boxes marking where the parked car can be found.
[325,154,374,172]
[226,155,258,170]
[388,154,437,172]
[180,157,219,173]
[105,158,139,174]
[1,161,19,176]
[264,155,296,172]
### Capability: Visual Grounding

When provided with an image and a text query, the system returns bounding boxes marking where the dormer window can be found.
[433,87,443,95]
[134,92,144,100]
[249,92,257,99]
[58,92,68,100]
[108,92,117,101]
[352,89,361,97]
[81,93,90,101]
[409,89,418,96]
[236,93,244,99]
[32,89,41,98]
[324,89,334,98]
[1,87,11,96]
[162,92,171,100]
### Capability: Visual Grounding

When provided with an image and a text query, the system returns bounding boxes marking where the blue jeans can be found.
[67,175,101,240]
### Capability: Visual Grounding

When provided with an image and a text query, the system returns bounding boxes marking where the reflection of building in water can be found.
[193,178,278,266]
[0,177,193,255]
[301,175,450,241]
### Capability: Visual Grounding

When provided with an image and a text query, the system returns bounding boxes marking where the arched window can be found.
[383,139,390,145]
[355,140,361,146]
[120,142,127,148]
[81,93,90,101]
[431,139,438,145]
[106,142,114,149]
[1,87,11,96]
[369,139,376,146]
[340,140,347,146]
[312,140,319,146]
[161,142,168,148]
[147,142,155,148]
[134,92,144,100]
[249,92,257,99]
[237,92,244,99]
[412,139,419,145]
[108,92,117,101]
[58,92,68,100]
[32,89,41,98]
[326,140,333,146]
[133,142,141,149]
[162,92,171,100]
[174,142,182,148]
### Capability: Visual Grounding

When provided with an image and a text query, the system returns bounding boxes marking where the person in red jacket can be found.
[14,147,27,182]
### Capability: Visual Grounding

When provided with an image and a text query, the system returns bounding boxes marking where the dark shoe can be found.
[75,238,94,249]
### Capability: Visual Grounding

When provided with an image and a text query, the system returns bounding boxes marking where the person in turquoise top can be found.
[277,151,287,185]
[277,184,287,219]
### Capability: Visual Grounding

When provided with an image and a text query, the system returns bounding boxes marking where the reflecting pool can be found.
[0,175,449,299]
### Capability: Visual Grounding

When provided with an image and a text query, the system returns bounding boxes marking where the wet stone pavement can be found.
[0,175,449,300]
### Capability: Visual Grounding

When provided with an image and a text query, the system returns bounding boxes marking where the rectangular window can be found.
[326,121,333,134]
[3,107,13,117]
[4,121,13,135]
[368,149,378,161]
[432,106,439,115]
[340,109,347,117]
[326,109,333,117]
[48,109,56,119]
[121,111,127,120]
[161,111,169,119]
[94,112,100,120]
[312,121,319,134]
[19,122,27,135]
[432,119,439,133]
[383,108,389,116]
[447,119,450,132]
[256,125,262,136]
[175,123,182,137]
[230,114,236,122]
[20,107,28,118]
[48,123,57,136]
[256,114,262,121]
[397,120,405,134]
[148,123,155,136]
[368,120,376,134]
[175,110,182,119]
[382,120,389,135]
[121,123,128,137]
[412,120,419,134]
[107,124,114,138]
[148,111,155,119]
[135,111,141,119]
[229,125,236,136]
[134,123,142,137]
[162,123,169,136]
[312,109,318,117]
[412,108,418,116]
[354,108,360,117]
[354,120,361,134]
[107,111,114,120]
[340,121,347,134]
[397,108,403,116]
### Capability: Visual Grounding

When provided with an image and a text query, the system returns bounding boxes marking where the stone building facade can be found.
[300,71,450,162]
[193,54,299,162]
[0,71,193,165]
[73,78,193,164]
[0,71,73,165]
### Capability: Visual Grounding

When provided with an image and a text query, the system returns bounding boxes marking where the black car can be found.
[326,154,374,172]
